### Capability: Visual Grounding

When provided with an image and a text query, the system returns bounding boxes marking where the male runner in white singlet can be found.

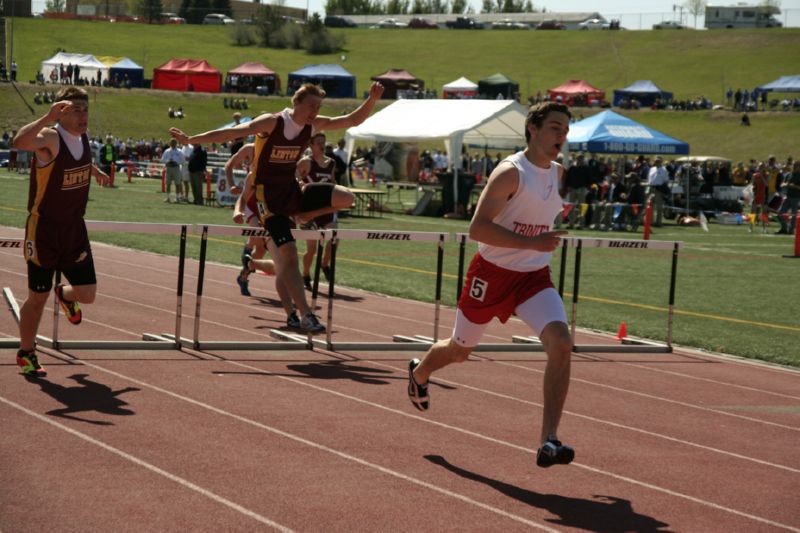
[407,101,576,468]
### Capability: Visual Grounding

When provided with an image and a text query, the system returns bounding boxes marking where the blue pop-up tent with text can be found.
[567,110,689,155]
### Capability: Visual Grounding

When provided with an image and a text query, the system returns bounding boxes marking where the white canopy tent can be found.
[344,99,528,201]
[41,52,110,84]
[442,76,479,99]
[344,99,528,166]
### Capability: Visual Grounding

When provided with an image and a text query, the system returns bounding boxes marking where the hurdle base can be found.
[0,337,20,349]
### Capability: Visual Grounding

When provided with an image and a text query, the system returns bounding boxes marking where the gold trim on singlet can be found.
[29,160,55,218]
[251,133,273,223]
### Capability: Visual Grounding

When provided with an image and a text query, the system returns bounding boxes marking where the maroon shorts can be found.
[458,254,554,325]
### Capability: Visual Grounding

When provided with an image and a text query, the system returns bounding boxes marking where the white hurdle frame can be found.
[268,228,449,352]
[2,222,188,351]
[454,233,682,354]
[182,224,328,351]
[199,225,450,351]
[1,236,25,348]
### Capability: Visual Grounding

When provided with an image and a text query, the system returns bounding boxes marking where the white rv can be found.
[705,4,782,29]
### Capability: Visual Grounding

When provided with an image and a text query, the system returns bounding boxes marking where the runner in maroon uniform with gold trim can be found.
[170,82,384,333]
[11,87,110,378]
[296,132,338,288]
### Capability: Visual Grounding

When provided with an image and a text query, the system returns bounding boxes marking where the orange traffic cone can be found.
[616,321,627,341]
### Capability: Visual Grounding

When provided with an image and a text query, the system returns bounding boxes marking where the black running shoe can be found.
[236,271,251,296]
[303,275,312,291]
[300,313,325,334]
[536,439,575,468]
[286,312,301,329]
[407,358,429,411]
[322,266,332,282]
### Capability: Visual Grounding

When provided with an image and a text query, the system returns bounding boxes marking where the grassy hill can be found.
[8,19,800,98]
[2,18,800,161]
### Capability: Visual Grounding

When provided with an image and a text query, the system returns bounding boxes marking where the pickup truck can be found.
[445,16,484,29]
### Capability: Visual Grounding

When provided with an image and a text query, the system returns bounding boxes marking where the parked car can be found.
[578,18,610,30]
[160,12,186,24]
[653,20,686,29]
[408,17,438,29]
[325,15,357,28]
[445,16,484,29]
[203,13,235,25]
[375,18,407,28]
[492,18,529,30]
[536,20,566,30]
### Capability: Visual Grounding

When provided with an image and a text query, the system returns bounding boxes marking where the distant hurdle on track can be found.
[2,221,189,351]
[453,233,682,354]
[3,223,681,355]
[186,226,448,352]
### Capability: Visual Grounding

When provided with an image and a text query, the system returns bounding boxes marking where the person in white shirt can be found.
[180,142,193,203]
[407,101,576,469]
[160,139,185,203]
[647,157,669,227]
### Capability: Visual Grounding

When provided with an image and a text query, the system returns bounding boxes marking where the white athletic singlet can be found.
[477,151,563,272]
[280,108,308,140]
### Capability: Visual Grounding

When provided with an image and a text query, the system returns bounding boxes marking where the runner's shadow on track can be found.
[25,373,140,426]
[424,455,673,532]
[215,361,457,389]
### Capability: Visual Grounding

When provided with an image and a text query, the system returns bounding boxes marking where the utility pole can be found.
[10,0,15,71]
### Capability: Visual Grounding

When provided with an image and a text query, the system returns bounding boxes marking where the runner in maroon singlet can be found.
[296,132,338,289]
[169,82,384,333]
[11,86,110,378]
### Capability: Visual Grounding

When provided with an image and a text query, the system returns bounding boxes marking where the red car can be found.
[536,20,565,30]
[408,17,439,29]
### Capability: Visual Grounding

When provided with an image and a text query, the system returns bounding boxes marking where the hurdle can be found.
[3,222,188,351]
[270,228,449,352]
[1,236,24,348]
[181,224,327,351]
[453,233,682,353]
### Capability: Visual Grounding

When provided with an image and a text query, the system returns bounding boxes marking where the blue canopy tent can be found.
[287,64,356,98]
[109,57,144,87]
[613,80,673,107]
[757,75,800,92]
[567,110,689,155]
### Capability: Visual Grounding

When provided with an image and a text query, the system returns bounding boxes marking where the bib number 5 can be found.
[470,277,487,302]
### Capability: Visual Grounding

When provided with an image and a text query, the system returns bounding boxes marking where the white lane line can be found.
[366,360,800,474]
[80,357,799,532]
[0,395,293,532]
[481,359,800,433]
[605,360,800,401]
[36,359,557,532]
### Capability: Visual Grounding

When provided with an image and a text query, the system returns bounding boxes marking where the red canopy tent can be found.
[226,62,281,95]
[548,79,605,106]
[152,59,221,93]
[371,69,424,99]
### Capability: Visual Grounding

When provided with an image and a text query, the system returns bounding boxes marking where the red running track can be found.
[1,227,799,532]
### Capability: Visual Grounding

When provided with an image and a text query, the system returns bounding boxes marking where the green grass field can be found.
[8,18,800,99]
[1,171,798,367]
